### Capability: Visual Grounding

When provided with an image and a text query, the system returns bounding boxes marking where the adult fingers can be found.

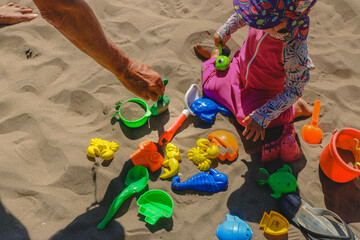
[147,91,158,102]
[153,79,165,96]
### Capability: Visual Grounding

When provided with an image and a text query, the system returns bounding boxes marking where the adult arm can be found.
[32,0,164,101]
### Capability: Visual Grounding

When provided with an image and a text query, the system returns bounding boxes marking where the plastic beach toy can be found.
[150,78,170,115]
[114,98,151,128]
[113,79,169,128]
[257,164,298,199]
[215,43,230,71]
[86,138,119,161]
[190,97,230,124]
[302,100,323,144]
[188,138,219,171]
[171,168,228,192]
[160,143,182,179]
[320,128,360,183]
[137,189,173,225]
[158,84,200,146]
[97,166,149,230]
[208,130,239,161]
[216,214,253,240]
[130,141,164,172]
[260,211,289,236]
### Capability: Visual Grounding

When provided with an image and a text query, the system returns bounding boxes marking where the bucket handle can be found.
[112,100,125,119]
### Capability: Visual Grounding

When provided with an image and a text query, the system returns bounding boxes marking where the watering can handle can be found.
[158,109,189,146]
[310,100,321,127]
[218,43,223,56]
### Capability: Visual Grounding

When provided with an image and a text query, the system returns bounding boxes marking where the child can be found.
[195,0,316,161]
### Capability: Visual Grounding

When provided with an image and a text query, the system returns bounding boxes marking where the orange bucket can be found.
[320,128,360,183]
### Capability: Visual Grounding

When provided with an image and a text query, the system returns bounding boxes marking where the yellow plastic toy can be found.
[188,139,219,171]
[337,137,360,169]
[160,143,181,179]
[86,138,119,161]
[260,211,289,236]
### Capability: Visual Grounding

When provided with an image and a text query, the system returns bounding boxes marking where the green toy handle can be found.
[97,188,135,230]
[159,78,168,101]
[218,43,223,56]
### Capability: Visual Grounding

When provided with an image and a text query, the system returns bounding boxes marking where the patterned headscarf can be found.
[233,0,317,40]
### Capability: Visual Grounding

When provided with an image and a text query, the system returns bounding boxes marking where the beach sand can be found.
[0,0,359,239]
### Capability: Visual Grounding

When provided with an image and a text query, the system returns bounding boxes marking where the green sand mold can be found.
[137,189,173,225]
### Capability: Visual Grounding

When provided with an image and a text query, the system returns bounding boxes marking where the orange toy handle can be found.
[311,100,321,127]
[158,112,188,146]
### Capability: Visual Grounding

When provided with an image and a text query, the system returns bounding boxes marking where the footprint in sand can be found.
[106,22,140,46]
[155,0,192,17]
[50,89,105,118]
[0,113,68,185]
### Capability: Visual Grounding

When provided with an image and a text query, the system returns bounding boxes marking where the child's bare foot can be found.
[294,98,312,119]
[0,3,38,25]
[194,44,219,60]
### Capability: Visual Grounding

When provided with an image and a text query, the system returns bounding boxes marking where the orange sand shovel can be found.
[302,100,323,144]
[158,84,200,146]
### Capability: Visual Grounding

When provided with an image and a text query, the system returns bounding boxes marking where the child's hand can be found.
[213,33,225,48]
[242,116,265,142]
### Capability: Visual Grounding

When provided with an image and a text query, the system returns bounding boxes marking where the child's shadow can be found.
[226,114,307,224]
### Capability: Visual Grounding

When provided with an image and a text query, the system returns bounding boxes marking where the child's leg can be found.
[200,49,310,128]
[194,44,219,60]
[201,50,245,112]
[201,50,295,128]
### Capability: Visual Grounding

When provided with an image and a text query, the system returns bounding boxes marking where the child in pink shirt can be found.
[196,0,317,162]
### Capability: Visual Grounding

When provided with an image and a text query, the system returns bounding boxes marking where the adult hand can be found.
[242,115,265,142]
[0,3,38,25]
[121,59,165,101]
[213,33,225,49]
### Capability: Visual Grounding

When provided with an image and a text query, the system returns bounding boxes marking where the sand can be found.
[0,0,360,239]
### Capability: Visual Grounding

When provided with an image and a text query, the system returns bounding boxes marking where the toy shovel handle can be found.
[158,109,189,146]
[311,100,321,127]
[97,188,134,230]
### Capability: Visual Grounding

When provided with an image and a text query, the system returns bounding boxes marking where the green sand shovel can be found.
[97,165,149,230]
